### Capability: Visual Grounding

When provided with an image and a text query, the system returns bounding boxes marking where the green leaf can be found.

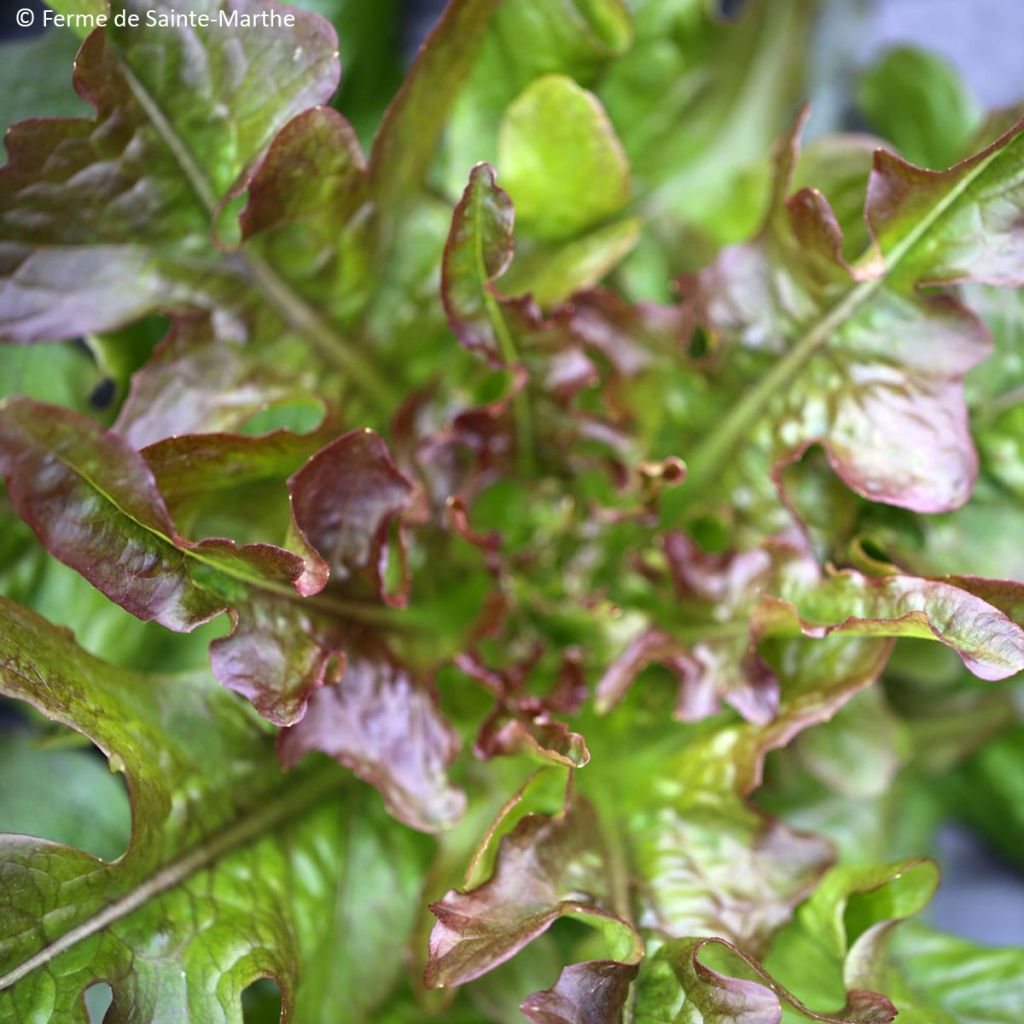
[497,74,631,243]
[600,0,816,260]
[0,732,130,862]
[856,47,980,171]
[369,0,501,223]
[944,723,1024,870]
[0,598,430,1023]
[0,518,220,674]
[885,924,1024,1024]
[754,688,949,868]
[797,860,940,966]
[440,0,633,188]
[501,215,641,307]
[0,343,102,413]
[0,29,89,136]
[762,860,940,1021]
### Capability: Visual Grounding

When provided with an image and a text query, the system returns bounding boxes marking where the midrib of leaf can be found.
[117,61,398,411]
[0,767,339,993]
[679,133,1017,499]
[47,445,402,627]
[470,181,535,474]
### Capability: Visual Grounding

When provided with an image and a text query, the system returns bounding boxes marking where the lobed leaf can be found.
[0,598,429,1023]
[0,399,464,829]
[426,793,644,989]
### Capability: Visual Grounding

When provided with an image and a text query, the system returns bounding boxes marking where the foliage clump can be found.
[1,2,1024,1022]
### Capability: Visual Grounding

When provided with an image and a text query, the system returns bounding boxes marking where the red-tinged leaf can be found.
[236,103,381,350]
[114,316,326,448]
[425,793,643,988]
[142,425,333,513]
[561,287,690,380]
[599,533,1024,728]
[756,568,1024,681]
[394,383,518,511]
[474,705,591,769]
[277,641,465,832]
[242,105,368,239]
[425,755,830,1009]
[442,162,518,364]
[521,960,639,1024]
[633,937,898,1024]
[633,808,831,958]
[438,164,639,481]
[548,649,589,716]
[595,625,778,724]
[680,118,1024,525]
[709,636,895,801]
[866,116,1024,288]
[112,0,340,198]
[0,399,438,738]
[209,598,344,726]
[0,3,339,343]
[1,4,400,429]
[288,428,414,603]
[0,398,310,632]
[596,535,784,725]
[456,649,591,768]
[940,574,1024,622]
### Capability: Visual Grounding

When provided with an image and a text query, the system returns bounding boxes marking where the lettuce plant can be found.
[1,1,1023,1021]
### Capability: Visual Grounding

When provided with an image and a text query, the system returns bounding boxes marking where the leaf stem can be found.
[682,276,878,494]
[244,252,399,410]
[469,182,536,474]
[118,62,397,412]
[487,289,536,476]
